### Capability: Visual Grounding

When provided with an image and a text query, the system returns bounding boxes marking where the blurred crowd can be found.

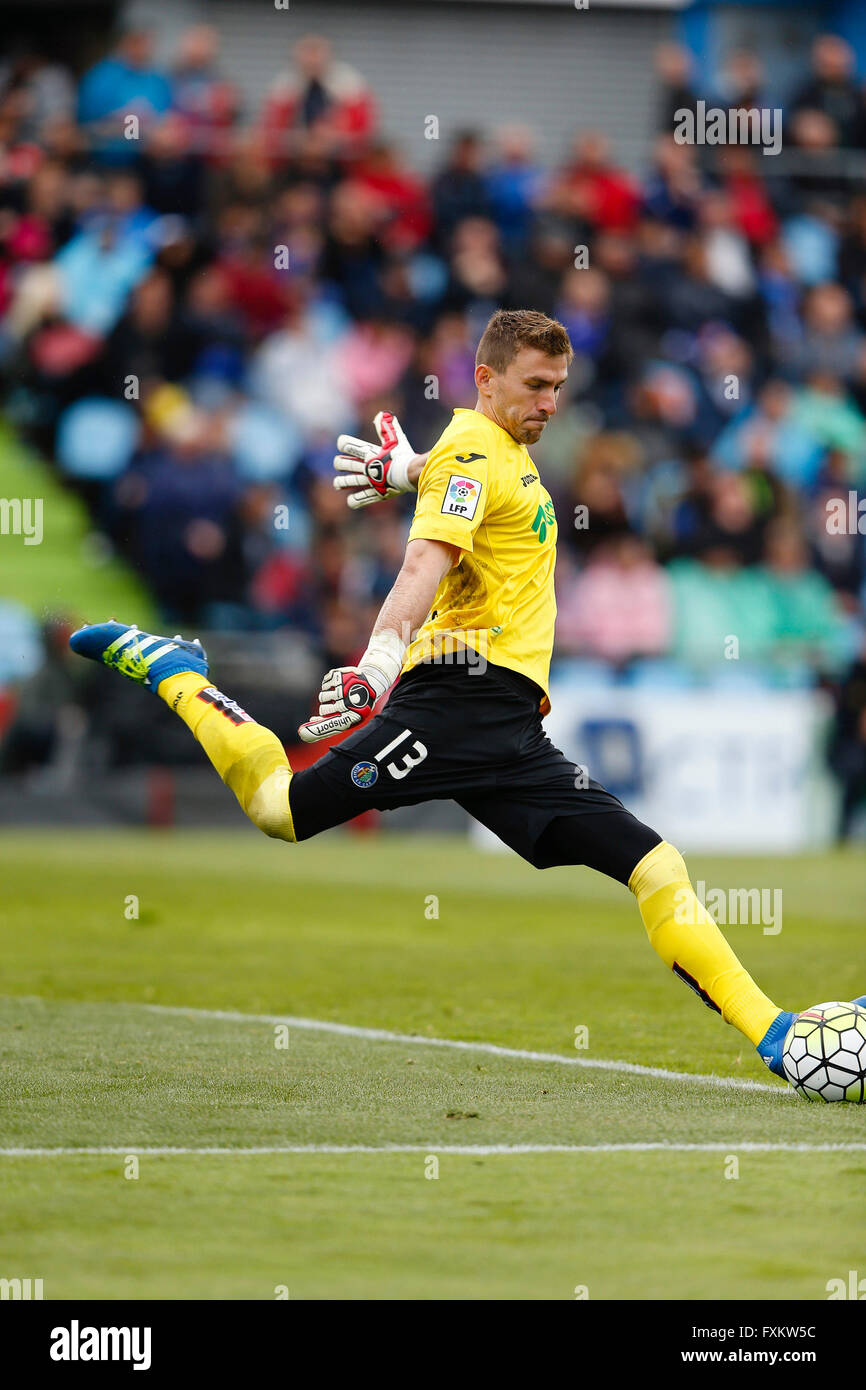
[1,22,866,826]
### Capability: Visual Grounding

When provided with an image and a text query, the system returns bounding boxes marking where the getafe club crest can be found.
[350,761,378,788]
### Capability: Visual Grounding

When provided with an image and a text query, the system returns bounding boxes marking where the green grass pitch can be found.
[0,828,864,1300]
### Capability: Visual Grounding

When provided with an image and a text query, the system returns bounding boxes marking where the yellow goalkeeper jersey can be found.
[404,407,558,712]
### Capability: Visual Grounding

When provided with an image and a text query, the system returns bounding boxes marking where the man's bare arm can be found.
[298,537,455,742]
[372,534,450,642]
[406,452,429,488]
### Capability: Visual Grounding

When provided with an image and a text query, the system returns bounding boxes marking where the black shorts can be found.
[289,661,661,883]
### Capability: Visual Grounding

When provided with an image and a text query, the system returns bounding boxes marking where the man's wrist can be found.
[405,453,427,490]
[360,629,407,689]
[384,450,418,494]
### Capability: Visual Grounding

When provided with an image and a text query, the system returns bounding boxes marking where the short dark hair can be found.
[476,309,573,373]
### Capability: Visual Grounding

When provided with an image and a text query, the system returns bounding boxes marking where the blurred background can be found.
[0,0,864,850]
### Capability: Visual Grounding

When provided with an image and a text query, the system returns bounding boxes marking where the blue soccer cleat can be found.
[69,620,208,691]
[758,999,866,1081]
[756,1009,797,1079]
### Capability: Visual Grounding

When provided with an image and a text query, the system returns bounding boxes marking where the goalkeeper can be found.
[69,309,856,1082]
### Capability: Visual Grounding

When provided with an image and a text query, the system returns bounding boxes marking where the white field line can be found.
[2,1143,865,1158]
[141,1001,789,1097]
[3,1003,852,1159]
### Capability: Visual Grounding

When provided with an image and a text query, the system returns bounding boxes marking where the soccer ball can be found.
[782,1002,866,1102]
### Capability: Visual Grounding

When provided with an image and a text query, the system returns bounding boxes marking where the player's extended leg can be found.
[532,812,787,1073]
[157,670,296,841]
[69,622,296,841]
[627,839,781,1045]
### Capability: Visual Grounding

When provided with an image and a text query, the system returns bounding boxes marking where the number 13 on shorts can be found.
[375,728,428,780]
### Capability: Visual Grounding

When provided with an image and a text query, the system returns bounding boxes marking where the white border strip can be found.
[2,1143,864,1157]
[140,1003,788,1096]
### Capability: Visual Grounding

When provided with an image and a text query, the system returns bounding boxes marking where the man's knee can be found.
[628,839,688,899]
[245,767,296,842]
[535,810,662,884]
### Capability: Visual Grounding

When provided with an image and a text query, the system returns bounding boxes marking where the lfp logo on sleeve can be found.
[442,475,482,519]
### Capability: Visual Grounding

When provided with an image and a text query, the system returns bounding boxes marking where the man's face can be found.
[296,37,330,79]
[478,346,569,445]
[122,31,153,69]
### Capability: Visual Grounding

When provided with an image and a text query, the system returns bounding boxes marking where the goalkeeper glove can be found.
[298,630,406,743]
[333,411,417,509]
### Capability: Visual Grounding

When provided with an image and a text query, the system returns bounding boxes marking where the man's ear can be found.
[475,362,492,396]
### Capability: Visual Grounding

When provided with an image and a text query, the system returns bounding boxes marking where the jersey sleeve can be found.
[407,438,493,555]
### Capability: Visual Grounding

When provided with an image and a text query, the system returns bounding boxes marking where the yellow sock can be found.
[629,841,778,1044]
[157,673,295,842]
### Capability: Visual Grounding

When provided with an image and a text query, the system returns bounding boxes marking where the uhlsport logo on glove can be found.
[299,629,406,744]
[341,672,377,709]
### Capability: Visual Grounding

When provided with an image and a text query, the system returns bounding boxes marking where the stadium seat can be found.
[56,398,139,480]
[0,601,42,685]
[767,661,815,691]
[706,663,774,692]
[228,402,303,482]
[551,658,617,690]
[624,659,696,690]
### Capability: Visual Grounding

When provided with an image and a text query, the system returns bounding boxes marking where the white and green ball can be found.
[782,1002,866,1102]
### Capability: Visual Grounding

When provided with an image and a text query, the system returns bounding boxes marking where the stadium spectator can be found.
[443,216,507,317]
[115,386,245,622]
[0,617,89,781]
[353,142,432,252]
[99,267,198,391]
[249,300,355,438]
[52,171,159,335]
[718,147,778,249]
[556,536,673,664]
[791,35,862,146]
[779,283,865,382]
[170,25,239,158]
[653,42,697,135]
[760,516,848,670]
[807,453,866,601]
[77,27,172,162]
[784,107,850,216]
[139,112,208,219]
[715,49,768,113]
[643,135,702,231]
[260,34,377,163]
[828,637,866,839]
[838,194,866,309]
[555,266,611,364]
[712,378,824,490]
[430,132,490,249]
[484,125,543,253]
[549,132,641,234]
[318,179,388,319]
[0,48,75,141]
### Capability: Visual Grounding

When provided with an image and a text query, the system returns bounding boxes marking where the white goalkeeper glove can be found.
[333,411,417,509]
[298,629,406,744]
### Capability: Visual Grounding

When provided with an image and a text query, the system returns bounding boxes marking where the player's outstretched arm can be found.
[333,411,428,509]
[299,537,456,742]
